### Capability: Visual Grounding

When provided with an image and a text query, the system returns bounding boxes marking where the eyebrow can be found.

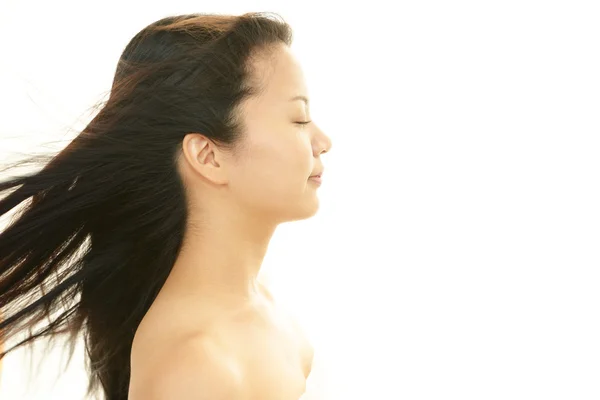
[289,95,310,106]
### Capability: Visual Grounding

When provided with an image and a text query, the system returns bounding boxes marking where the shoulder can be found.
[130,334,246,400]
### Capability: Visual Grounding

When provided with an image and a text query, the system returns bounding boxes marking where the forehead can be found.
[250,45,308,104]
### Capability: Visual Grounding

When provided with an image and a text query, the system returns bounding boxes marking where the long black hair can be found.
[0,12,292,399]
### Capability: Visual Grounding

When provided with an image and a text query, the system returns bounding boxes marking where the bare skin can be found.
[129,281,313,399]
[128,42,332,399]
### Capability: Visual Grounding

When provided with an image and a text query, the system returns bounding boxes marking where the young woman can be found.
[0,12,332,400]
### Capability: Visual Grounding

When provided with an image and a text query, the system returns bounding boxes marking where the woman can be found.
[0,12,332,400]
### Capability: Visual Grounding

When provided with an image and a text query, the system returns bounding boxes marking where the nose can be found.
[313,127,332,156]
[321,133,332,154]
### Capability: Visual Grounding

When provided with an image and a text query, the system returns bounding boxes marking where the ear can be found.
[180,133,229,185]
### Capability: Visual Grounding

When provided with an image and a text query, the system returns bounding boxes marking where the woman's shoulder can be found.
[129,332,245,400]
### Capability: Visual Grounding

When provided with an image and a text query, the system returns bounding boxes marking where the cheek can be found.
[282,135,313,182]
[255,133,311,177]
[230,137,311,201]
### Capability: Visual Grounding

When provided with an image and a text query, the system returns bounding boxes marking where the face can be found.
[225,44,332,222]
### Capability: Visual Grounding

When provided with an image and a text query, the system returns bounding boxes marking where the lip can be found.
[308,175,322,185]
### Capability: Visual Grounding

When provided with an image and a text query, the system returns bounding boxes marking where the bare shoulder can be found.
[129,334,245,400]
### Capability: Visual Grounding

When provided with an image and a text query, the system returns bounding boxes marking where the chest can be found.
[218,307,314,398]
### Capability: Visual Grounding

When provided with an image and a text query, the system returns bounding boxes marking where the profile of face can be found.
[179,44,332,225]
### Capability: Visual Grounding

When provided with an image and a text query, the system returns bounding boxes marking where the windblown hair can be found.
[0,12,292,399]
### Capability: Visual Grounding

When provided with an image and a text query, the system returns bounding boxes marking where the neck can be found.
[161,207,277,306]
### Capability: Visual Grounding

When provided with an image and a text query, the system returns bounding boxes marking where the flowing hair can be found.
[0,11,292,399]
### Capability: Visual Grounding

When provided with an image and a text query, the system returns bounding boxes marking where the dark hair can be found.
[0,12,292,399]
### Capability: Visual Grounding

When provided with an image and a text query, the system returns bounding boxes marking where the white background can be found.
[1,0,599,399]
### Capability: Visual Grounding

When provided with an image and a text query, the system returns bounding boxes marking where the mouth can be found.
[308,175,322,185]
[309,167,324,183]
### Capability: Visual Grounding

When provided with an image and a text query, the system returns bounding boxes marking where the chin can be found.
[271,191,321,223]
[290,200,320,222]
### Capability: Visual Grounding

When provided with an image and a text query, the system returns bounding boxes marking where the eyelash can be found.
[295,121,312,126]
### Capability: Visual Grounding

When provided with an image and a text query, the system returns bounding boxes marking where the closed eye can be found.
[295,121,312,125]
